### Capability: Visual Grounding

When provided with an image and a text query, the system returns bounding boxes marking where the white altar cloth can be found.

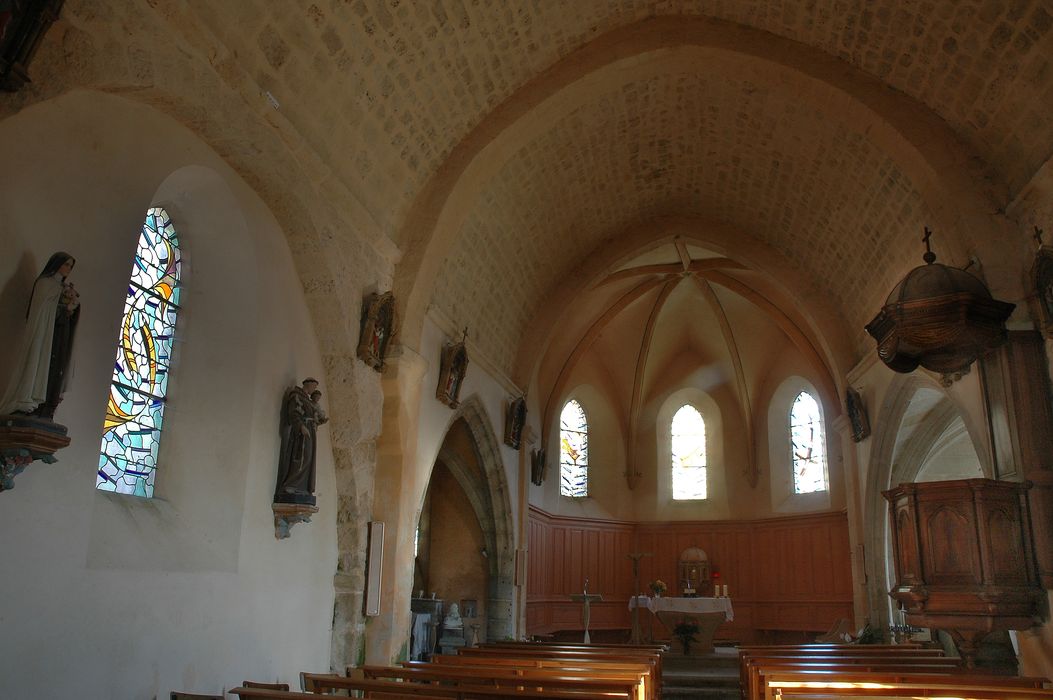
[628,595,734,621]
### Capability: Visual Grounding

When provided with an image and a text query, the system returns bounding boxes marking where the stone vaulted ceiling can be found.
[430,67,933,369]
[189,0,1053,233]
[23,1,1053,382]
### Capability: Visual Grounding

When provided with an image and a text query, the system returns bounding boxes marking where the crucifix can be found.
[568,578,603,644]
[922,226,936,264]
[627,552,653,644]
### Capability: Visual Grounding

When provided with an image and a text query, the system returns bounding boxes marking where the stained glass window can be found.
[672,405,706,500]
[559,399,588,497]
[96,207,182,498]
[790,391,826,494]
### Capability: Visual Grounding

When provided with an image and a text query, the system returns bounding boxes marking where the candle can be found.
[723,584,729,597]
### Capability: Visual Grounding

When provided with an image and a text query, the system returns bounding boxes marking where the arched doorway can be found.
[415,397,515,646]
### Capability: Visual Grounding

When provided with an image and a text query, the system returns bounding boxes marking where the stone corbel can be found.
[273,502,319,539]
[0,415,71,492]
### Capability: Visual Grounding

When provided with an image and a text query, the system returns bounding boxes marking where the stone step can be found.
[663,672,738,688]
[662,646,741,698]
[664,655,740,670]
[662,686,740,700]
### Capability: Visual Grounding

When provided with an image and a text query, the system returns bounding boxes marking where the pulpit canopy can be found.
[678,546,711,596]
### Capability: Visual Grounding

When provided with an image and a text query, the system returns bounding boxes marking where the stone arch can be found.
[862,372,993,632]
[393,15,1011,361]
[438,394,516,641]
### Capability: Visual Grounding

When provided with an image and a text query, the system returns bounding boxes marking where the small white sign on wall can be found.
[365,521,384,617]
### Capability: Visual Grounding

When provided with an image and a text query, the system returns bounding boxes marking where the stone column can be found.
[363,347,429,664]
[833,413,868,629]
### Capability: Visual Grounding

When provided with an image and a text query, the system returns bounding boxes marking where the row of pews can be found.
[223,641,664,700]
[739,643,1053,700]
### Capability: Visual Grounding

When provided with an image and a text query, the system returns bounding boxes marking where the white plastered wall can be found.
[0,90,338,698]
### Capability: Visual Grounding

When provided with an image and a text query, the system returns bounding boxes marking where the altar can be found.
[629,595,734,654]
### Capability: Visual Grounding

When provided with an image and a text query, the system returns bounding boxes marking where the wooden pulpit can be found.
[884,478,1042,668]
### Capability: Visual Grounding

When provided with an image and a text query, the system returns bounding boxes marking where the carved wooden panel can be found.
[925,505,979,584]
[525,507,853,639]
[884,479,1041,635]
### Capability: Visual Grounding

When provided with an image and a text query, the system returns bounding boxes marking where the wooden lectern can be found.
[569,579,603,643]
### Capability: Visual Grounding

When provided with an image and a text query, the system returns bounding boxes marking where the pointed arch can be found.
[790,390,826,495]
[559,399,589,497]
[671,404,707,500]
[442,394,516,642]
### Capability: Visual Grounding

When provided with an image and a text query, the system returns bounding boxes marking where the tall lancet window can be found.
[671,404,707,500]
[96,207,182,498]
[559,399,588,497]
[790,391,826,494]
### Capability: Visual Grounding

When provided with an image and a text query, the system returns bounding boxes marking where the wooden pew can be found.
[232,686,450,700]
[302,673,634,699]
[299,672,344,693]
[760,669,1053,700]
[738,645,1052,700]
[357,664,641,700]
[738,645,948,699]
[485,642,668,653]
[748,660,963,700]
[459,643,664,681]
[742,655,959,700]
[737,644,943,689]
[415,654,656,700]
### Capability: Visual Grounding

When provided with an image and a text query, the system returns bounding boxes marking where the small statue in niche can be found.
[845,387,870,443]
[357,291,395,371]
[0,252,81,419]
[0,0,65,92]
[274,377,328,506]
[530,447,546,486]
[436,328,469,408]
[503,395,526,449]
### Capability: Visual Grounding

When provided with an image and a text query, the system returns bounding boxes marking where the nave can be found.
[2,1,1053,698]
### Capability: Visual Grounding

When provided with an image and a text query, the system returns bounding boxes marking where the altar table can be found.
[629,596,733,654]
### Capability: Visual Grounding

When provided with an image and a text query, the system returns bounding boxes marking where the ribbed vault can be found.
[532,239,840,489]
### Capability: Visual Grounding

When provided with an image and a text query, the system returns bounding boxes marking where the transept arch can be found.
[421,395,515,643]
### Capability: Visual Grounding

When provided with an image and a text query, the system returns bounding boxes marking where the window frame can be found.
[789,390,827,495]
[670,403,707,501]
[95,206,182,499]
[558,398,589,498]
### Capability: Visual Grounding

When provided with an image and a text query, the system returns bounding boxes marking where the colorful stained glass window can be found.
[790,391,826,494]
[559,399,588,497]
[96,207,182,498]
[671,405,706,500]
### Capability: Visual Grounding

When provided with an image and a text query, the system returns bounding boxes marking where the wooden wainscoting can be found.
[526,506,853,642]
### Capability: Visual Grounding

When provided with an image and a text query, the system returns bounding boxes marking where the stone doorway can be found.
[414,397,514,647]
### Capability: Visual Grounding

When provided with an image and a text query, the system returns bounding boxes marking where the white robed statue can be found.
[0,252,80,419]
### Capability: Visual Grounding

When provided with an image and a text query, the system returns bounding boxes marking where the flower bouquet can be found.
[648,579,667,597]
[673,620,700,654]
